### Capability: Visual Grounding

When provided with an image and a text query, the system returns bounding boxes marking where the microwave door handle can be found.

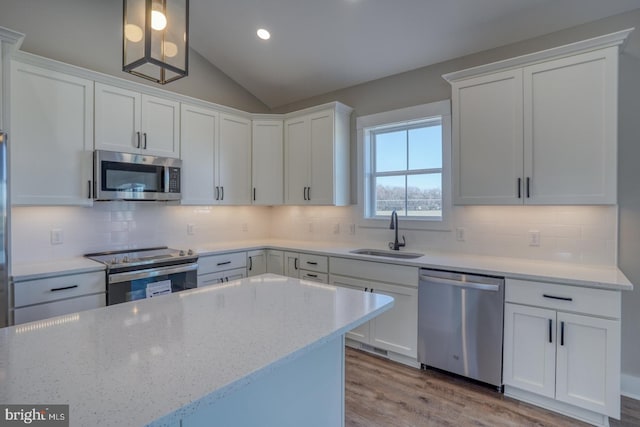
[109,263,198,284]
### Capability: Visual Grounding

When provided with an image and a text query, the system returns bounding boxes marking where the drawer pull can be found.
[216,261,232,266]
[543,294,573,302]
[306,261,318,265]
[306,274,318,278]
[51,285,78,292]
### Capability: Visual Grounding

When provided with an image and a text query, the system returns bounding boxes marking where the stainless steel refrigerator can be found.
[0,131,8,327]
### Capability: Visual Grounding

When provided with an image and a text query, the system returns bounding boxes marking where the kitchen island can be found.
[0,274,393,426]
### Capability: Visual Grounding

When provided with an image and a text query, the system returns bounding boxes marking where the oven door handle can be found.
[109,263,198,284]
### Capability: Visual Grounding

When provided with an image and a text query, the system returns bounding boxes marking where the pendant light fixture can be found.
[123,0,189,84]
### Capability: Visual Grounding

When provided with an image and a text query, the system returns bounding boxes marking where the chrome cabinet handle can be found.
[303,187,307,201]
[248,257,253,270]
[294,258,298,270]
[526,177,531,198]
[215,186,219,200]
[517,178,522,199]
[135,131,141,148]
[221,186,224,201]
[307,187,310,200]
[143,133,148,149]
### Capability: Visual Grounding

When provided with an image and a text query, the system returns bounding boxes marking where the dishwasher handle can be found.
[419,274,501,292]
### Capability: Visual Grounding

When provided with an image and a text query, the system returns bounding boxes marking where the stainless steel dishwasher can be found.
[418,268,504,389]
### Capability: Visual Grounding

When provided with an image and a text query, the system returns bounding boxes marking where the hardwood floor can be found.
[345,348,640,427]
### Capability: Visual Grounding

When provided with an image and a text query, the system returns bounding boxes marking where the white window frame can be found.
[357,100,452,231]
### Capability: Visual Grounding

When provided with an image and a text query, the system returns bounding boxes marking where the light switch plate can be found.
[456,227,465,242]
[50,229,63,245]
[529,230,541,246]
[187,224,195,235]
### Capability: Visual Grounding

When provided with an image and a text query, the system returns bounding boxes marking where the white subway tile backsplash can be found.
[11,203,617,266]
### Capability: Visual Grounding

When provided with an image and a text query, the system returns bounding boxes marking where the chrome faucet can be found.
[389,209,406,251]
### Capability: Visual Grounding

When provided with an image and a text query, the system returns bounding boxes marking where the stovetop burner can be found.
[85,246,197,271]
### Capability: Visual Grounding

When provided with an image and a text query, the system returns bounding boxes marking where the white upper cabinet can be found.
[180,107,252,205]
[446,30,630,205]
[95,82,179,158]
[180,103,217,205]
[284,103,352,206]
[11,61,94,206]
[252,119,283,205]
[218,113,252,205]
[452,69,524,205]
[523,49,617,204]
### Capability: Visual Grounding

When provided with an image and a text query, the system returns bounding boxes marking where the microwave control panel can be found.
[168,167,181,193]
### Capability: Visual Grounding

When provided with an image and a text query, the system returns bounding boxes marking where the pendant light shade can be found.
[123,0,189,84]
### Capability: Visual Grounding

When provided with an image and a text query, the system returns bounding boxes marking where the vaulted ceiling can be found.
[189,0,640,109]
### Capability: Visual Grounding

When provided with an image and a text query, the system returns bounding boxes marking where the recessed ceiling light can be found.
[257,28,271,40]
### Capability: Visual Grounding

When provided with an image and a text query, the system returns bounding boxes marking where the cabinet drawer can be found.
[14,293,106,325]
[300,254,328,273]
[300,270,328,284]
[198,252,246,275]
[198,268,247,287]
[330,257,418,287]
[14,271,105,307]
[505,279,620,319]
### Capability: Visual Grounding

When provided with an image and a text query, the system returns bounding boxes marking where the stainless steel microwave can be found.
[94,150,181,201]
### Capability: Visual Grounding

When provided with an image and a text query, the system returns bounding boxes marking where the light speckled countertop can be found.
[11,239,632,290]
[0,274,393,426]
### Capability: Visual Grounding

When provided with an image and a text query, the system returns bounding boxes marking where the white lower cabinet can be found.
[197,252,247,286]
[266,250,284,275]
[283,252,328,283]
[12,271,106,325]
[503,279,621,421]
[329,273,418,359]
[247,250,267,277]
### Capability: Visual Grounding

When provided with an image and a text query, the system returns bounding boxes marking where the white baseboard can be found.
[621,373,640,400]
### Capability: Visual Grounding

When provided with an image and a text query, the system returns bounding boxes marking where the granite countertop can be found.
[11,239,633,290]
[0,274,393,426]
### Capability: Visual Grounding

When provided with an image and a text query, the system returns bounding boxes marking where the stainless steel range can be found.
[86,247,198,306]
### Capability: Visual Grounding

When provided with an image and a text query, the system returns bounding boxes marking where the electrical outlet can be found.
[308,223,313,233]
[349,224,356,235]
[242,223,248,232]
[50,229,63,245]
[187,224,195,235]
[529,230,541,246]
[333,223,340,234]
[456,227,465,242]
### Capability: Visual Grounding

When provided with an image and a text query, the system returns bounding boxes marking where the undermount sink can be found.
[349,248,424,259]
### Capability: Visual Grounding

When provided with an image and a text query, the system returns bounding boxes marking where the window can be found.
[358,100,451,228]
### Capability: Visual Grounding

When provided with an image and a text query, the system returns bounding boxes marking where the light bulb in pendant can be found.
[151,10,167,31]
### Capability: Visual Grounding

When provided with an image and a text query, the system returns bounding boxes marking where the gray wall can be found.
[0,0,269,112]
[273,9,640,381]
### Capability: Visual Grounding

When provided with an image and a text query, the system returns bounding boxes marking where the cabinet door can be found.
[284,117,310,204]
[503,303,556,398]
[252,120,283,205]
[308,110,335,205]
[141,94,180,158]
[524,48,617,204]
[180,104,217,205]
[555,312,620,417]
[247,250,267,277]
[95,82,141,153]
[218,114,252,205]
[11,62,94,205]
[283,252,300,278]
[370,282,418,358]
[266,250,284,275]
[452,69,523,205]
[329,275,371,343]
